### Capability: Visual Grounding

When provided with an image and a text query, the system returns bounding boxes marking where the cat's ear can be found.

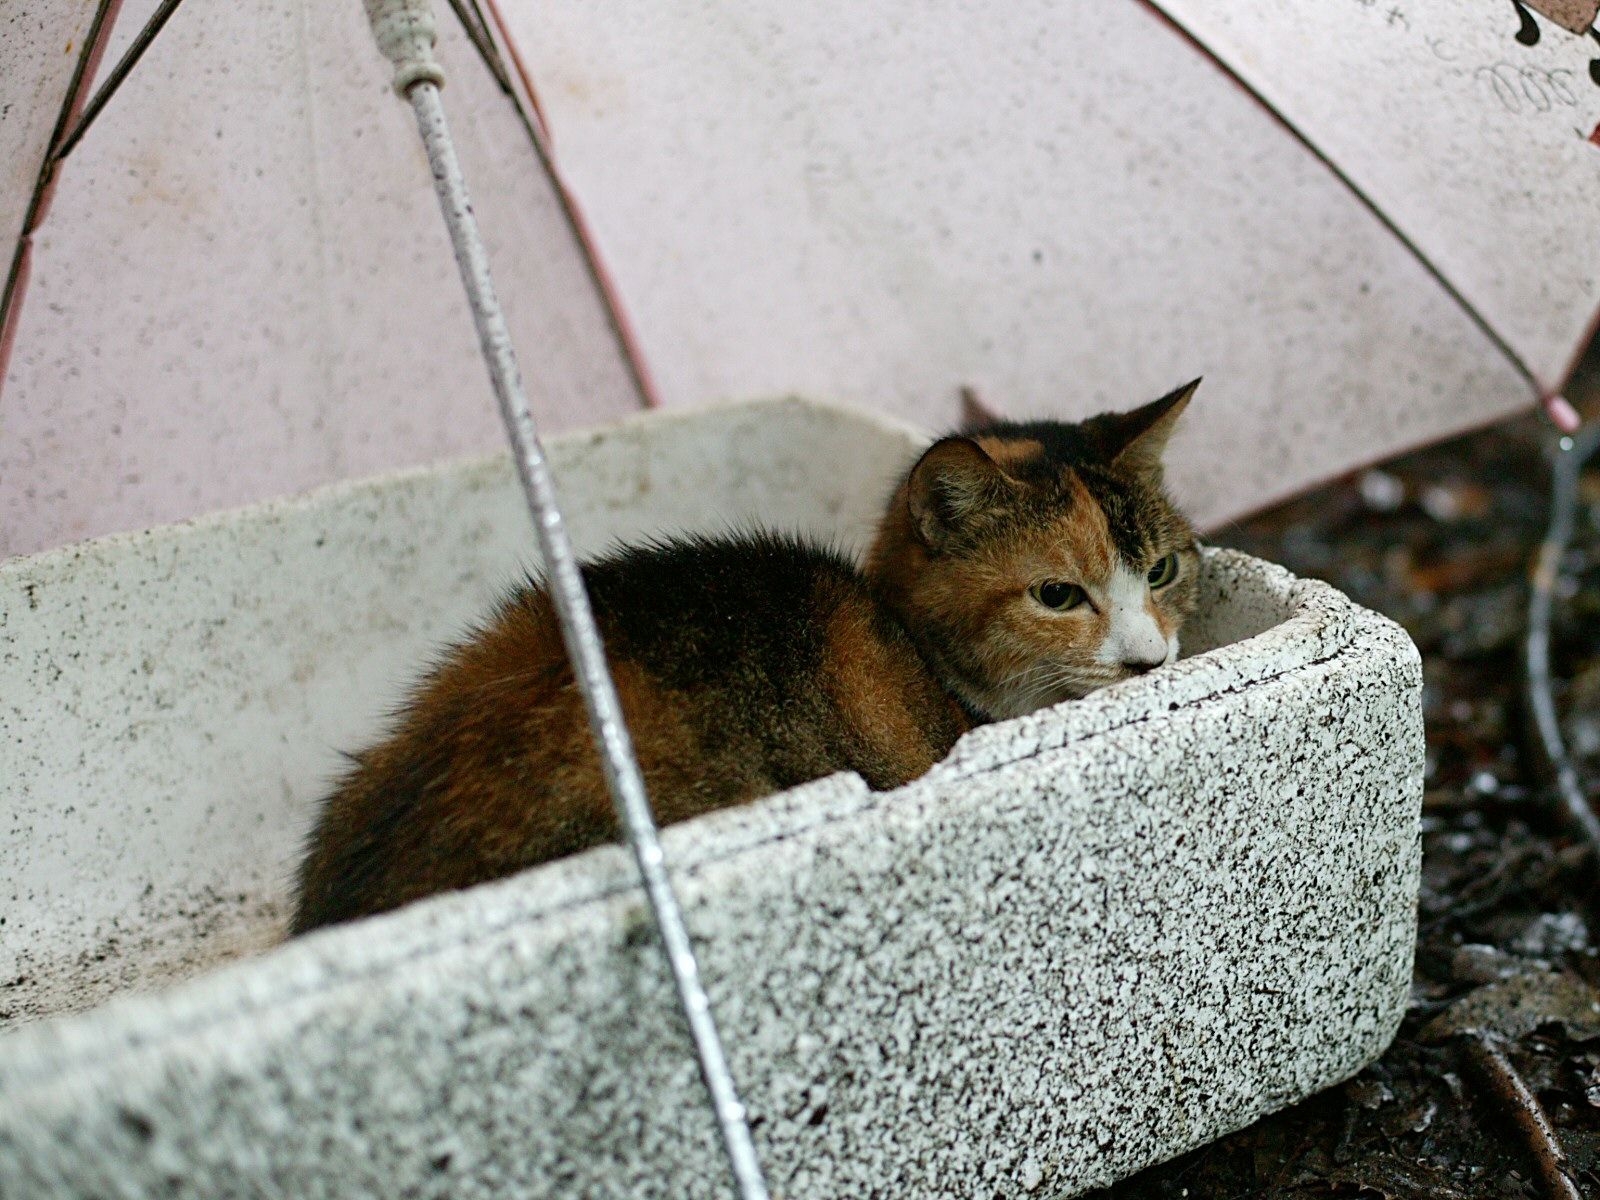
[1104,378,1198,479]
[958,385,1000,432]
[908,437,1010,551]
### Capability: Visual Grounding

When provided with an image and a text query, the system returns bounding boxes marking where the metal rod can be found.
[404,80,772,1200]
[52,0,187,165]
[1525,422,1600,860]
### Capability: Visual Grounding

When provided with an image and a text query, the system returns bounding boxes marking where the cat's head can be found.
[866,380,1201,721]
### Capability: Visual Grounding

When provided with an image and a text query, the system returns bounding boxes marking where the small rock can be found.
[1419,482,1492,522]
[1344,1077,1394,1110]
[1567,714,1600,758]
[1511,912,1590,959]
[1450,943,1516,985]
[1359,469,1406,512]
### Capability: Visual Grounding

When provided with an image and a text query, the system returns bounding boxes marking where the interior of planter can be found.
[0,397,1297,1036]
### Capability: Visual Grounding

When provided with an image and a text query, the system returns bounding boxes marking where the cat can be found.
[290,381,1200,933]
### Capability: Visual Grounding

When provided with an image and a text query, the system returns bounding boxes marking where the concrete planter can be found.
[0,397,1423,1198]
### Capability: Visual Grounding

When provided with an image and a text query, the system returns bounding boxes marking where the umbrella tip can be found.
[1544,394,1582,434]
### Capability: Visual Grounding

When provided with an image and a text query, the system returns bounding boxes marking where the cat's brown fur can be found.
[290,383,1199,933]
[290,536,966,932]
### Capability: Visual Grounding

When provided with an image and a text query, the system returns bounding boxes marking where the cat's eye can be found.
[1147,553,1179,589]
[1032,580,1086,611]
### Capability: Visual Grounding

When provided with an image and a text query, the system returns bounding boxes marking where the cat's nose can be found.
[1121,657,1164,676]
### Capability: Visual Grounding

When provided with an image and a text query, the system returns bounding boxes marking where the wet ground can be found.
[1094,412,1600,1199]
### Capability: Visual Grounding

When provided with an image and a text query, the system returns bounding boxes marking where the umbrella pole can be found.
[359,4,773,1197]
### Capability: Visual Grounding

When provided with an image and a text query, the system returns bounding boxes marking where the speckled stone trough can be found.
[0,397,1424,1198]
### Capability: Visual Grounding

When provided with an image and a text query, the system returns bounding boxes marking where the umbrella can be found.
[4,0,1596,560]
[3,1,1597,1194]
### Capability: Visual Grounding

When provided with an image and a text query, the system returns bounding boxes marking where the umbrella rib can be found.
[1135,1,1575,417]
[0,0,125,400]
[472,0,555,145]
[468,0,663,409]
[430,0,660,410]
[1257,127,1539,391]
[437,0,652,411]
[443,0,513,97]
[52,0,189,165]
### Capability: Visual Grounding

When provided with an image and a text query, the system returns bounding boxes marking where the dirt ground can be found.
[1091,410,1600,1198]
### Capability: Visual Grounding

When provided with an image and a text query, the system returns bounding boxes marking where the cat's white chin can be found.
[984,681,1101,721]
[975,658,1159,721]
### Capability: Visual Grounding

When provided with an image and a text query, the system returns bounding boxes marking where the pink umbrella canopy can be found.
[2,0,1597,557]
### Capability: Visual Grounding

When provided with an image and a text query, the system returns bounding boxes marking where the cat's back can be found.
[291,532,966,932]
[584,533,969,792]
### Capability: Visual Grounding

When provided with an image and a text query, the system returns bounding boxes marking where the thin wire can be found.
[474,0,663,408]
[462,0,502,74]
[474,0,554,143]
[426,0,663,410]
[443,0,513,95]
[0,0,124,397]
[404,80,772,1200]
[1525,422,1600,860]
[52,0,188,164]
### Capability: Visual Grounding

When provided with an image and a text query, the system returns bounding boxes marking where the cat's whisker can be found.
[1029,662,1096,693]
[993,658,1057,689]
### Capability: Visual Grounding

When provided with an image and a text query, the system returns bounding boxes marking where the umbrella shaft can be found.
[402,76,772,1200]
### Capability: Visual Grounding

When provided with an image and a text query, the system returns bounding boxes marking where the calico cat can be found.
[290,381,1200,933]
